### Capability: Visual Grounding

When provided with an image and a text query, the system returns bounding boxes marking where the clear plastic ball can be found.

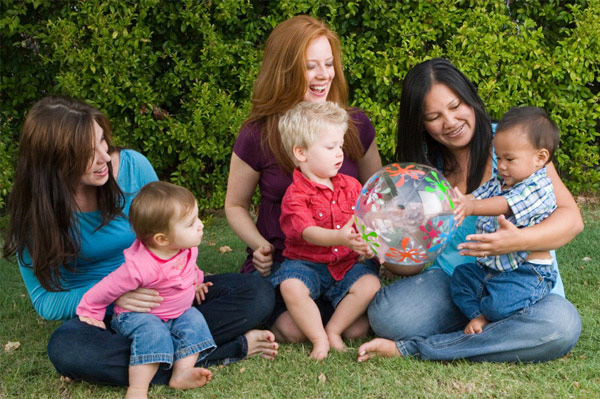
[354,163,458,273]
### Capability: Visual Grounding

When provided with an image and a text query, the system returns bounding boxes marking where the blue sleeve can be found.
[19,255,95,320]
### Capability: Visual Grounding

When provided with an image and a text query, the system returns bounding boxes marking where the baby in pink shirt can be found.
[77,181,214,399]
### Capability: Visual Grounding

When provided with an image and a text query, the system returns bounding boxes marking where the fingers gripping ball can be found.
[354,163,458,273]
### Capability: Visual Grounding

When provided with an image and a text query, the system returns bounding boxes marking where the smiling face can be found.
[303,35,335,103]
[295,122,345,186]
[423,83,476,152]
[494,127,549,188]
[79,120,111,189]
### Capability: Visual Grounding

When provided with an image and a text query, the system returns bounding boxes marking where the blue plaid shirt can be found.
[473,167,556,272]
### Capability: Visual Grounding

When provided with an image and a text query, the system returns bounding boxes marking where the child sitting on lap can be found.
[77,181,215,399]
[270,101,381,359]
[452,106,560,335]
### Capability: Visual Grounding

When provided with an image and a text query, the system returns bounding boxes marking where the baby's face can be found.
[168,202,204,250]
[298,123,345,185]
[494,127,547,188]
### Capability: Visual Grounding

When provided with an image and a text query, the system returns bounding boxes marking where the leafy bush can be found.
[1,0,598,212]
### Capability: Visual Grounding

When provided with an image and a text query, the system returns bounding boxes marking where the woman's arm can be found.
[19,264,91,320]
[357,139,383,184]
[459,162,583,256]
[225,153,274,274]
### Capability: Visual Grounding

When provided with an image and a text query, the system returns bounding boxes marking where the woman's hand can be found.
[114,288,163,313]
[78,315,106,330]
[458,214,521,257]
[253,244,275,277]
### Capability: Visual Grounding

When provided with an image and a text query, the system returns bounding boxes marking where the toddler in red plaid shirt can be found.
[270,101,381,359]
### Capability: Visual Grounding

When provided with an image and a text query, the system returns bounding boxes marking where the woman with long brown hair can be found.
[225,15,382,342]
[4,96,278,386]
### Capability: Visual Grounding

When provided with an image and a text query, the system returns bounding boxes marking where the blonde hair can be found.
[243,15,364,173]
[279,101,348,160]
[129,181,196,247]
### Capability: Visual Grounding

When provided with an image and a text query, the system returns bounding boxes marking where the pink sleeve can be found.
[76,259,144,320]
[280,185,315,241]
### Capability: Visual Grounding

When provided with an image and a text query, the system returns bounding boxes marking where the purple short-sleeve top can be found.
[233,109,376,273]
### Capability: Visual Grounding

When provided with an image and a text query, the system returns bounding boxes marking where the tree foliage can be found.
[1,0,598,211]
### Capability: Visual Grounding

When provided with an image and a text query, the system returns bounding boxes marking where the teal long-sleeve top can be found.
[19,149,158,320]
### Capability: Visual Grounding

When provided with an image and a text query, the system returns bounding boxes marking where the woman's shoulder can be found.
[234,121,268,168]
[117,149,158,189]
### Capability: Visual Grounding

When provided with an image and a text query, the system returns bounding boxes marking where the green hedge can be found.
[1,0,599,211]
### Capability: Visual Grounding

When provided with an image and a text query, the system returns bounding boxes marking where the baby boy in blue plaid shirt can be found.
[451,106,559,335]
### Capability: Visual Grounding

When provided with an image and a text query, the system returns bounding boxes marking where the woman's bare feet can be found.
[357,338,401,362]
[244,329,279,360]
[168,367,212,390]
[464,314,489,334]
[309,338,330,360]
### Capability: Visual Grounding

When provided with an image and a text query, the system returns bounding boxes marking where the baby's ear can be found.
[152,232,170,247]
[536,148,551,166]
[292,145,307,163]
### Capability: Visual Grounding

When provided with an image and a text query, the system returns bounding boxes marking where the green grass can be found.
[2,206,599,399]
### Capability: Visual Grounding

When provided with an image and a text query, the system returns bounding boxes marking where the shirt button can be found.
[334,248,338,252]
[332,200,336,204]
[336,225,340,229]
[319,213,323,217]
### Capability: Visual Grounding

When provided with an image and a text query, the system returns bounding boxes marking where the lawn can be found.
[1,204,599,399]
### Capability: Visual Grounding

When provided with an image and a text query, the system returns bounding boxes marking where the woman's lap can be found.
[368,267,581,362]
[47,272,275,385]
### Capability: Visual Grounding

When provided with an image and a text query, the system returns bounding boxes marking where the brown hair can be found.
[3,96,124,291]
[496,106,559,163]
[244,15,364,173]
[129,181,197,247]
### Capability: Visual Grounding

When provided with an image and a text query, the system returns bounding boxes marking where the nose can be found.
[95,146,111,164]
[316,64,330,79]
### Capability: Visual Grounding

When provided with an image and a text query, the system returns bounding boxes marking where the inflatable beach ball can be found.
[354,163,458,272]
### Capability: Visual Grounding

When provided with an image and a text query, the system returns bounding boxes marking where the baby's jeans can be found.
[111,307,216,367]
[450,261,557,322]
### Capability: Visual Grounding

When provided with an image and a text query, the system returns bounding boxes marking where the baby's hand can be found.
[195,281,213,304]
[78,315,106,330]
[453,187,472,226]
[339,218,373,257]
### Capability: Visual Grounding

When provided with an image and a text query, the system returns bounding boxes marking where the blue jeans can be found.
[270,258,378,307]
[450,262,557,321]
[47,273,275,385]
[368,268,581,362]
[112,308,215,367]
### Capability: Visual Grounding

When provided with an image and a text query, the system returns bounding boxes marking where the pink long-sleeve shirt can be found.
[77,239,203,321]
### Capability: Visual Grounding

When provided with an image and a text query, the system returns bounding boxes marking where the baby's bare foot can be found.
[126,387,149,399]
[326,331,346,352]
[169,367,212,390]
[309,338,330,360]
[464,315,489,334]
[245,329,279,360]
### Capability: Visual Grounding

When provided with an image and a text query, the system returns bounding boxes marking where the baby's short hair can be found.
[129,181,196,247]
[278,101,348,160]
[496,106,559,162]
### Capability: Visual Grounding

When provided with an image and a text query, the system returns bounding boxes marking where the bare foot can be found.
[326,331,346,352]
[357,338,401,362]
[126,387,149,399]
[169,367,212,390]
[245,329,279,360]
[464,315,489,334]
[309,338,330,360]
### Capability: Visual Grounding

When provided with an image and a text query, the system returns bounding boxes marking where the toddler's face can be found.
[300,123,345,185]
[494,127,547,188]
[168,202,204,250]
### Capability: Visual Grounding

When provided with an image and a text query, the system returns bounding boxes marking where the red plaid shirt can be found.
[280,169,362,280]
